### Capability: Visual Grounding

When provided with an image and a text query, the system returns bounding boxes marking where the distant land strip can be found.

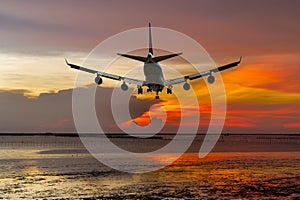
[0,132,299,138]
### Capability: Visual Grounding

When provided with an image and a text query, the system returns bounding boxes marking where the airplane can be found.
[66,23,242,100]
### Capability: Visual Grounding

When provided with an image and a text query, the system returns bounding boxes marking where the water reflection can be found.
[0,136,299,199]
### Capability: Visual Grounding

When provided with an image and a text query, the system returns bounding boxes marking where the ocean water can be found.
[0,135,299,199]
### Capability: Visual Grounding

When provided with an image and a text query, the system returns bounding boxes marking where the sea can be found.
[0,134,299,199]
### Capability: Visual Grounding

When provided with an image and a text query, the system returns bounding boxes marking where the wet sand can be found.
[0,134,299,199]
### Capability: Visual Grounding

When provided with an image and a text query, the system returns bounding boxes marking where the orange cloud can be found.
[223,54,300,94]
[39,118,71,129]
[283,123,300,129]
[74,57,299,133]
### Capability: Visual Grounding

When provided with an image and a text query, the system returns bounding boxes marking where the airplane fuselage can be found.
[143,62,165,92]
[144,52,165,94]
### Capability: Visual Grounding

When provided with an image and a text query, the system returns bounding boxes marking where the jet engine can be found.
[95,76,103,85]
[207,75,215,84]
[121,82,128,91]
[183,82,190,90]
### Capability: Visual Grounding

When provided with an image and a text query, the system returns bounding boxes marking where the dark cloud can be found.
[0,87,157,133]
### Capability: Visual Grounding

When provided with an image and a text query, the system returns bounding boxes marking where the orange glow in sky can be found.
[121,54,300,133]
[0,1,299,133]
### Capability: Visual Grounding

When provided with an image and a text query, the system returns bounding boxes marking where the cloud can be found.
[0,1,299,134]
[0,86,157,133]
[283,123,300,129]
[1,82,300,134]
[0,0,299,56]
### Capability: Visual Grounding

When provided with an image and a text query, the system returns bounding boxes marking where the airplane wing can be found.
[165,57,242,86]
[65,59,145,86]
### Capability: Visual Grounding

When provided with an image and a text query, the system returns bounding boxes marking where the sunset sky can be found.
[0,0,299,133]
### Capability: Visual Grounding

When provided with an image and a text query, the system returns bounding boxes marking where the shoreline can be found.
[0,132,299,137]
[0,134,299,152]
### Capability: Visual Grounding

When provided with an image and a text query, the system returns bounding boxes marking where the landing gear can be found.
[167,88,172,94]
[137,87,143,94]
[155,90,160,100]
[147,85,163,100]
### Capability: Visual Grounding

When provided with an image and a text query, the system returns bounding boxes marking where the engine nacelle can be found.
[95,76,103,85]
[183,82,190,90]
[121,82,128,91]
[207,75,215,84]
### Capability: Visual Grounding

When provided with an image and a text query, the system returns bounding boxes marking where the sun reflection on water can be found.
[0,139,299,199]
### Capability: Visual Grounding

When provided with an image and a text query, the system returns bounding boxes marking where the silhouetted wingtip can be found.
[149,22,151,27]
[65,58,69,65]
[239,56,243,62]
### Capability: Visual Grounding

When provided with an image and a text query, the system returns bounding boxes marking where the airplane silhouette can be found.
[66,23,242,99]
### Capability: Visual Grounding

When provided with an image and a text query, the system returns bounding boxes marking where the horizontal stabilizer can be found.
[117,53,147,63]
[153,52,182,63]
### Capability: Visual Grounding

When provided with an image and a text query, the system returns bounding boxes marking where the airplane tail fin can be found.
[149,23,153,55]
[148,23,182,62]
[117,23,153,63]
[117,23,182,63]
